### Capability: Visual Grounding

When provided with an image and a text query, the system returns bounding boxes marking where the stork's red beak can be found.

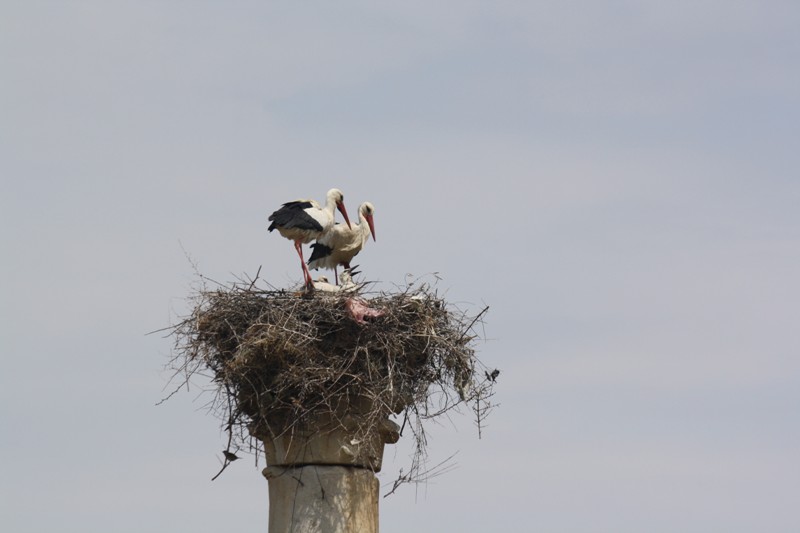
[366,214,376,241]
[337,202,352,229]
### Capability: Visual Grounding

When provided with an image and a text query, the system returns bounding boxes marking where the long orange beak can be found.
[366,214,376,241]
[337,201,352,229]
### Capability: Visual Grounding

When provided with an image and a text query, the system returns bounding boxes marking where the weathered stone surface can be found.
[263,465,379,533]
[262,423,386,471]
[254,399,404,532]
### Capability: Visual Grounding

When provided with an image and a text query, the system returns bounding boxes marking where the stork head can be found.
[328,188,352,229]
[361,202,376,241]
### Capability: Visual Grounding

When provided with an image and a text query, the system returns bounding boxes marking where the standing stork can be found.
[268,188,352,289]
[308,201,375,284]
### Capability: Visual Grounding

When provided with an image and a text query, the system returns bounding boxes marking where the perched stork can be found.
[311,275,338,292]
[307,201,375,284]
[338,268,360,292]
[310,268,360,293]
[311,269,361,293]
[268,188,351,289]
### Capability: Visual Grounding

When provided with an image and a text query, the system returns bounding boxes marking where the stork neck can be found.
[358,213,371,241]
[324,194,338,216]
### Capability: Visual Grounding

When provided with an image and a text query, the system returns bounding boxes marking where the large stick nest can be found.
[165,274,496,488]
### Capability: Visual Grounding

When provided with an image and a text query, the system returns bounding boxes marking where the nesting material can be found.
[166,276,495,485]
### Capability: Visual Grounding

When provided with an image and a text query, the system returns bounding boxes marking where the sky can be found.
[2,1,799,531]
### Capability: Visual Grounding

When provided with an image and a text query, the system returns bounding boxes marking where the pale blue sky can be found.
[2,2,799,532]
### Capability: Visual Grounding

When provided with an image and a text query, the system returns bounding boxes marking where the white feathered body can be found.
[268,193,341,243]
[308,202,375,271]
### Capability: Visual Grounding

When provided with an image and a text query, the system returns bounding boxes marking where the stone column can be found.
[263,465,379,533]
[254,407,400,533]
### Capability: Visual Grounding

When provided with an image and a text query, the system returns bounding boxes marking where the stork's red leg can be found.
[302,263,314,289]
[294,241,313,287]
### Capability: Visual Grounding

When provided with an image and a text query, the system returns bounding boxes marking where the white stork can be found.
[311,275,338,292]
[268,188,352,288]
[311,269,360,293]
[338,268,359,291]
[307,201,375,284]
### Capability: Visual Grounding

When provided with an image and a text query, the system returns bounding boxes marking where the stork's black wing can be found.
[268,201,323,232]
[307,242,334,264]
